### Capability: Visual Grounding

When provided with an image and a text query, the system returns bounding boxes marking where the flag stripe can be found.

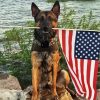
[90,61,95,100]
[68,30,73,69]
[65,30,69,61]
[72,30,77,73]
[80,59,86,96]
[93,61,99,100]
[62,30,66,55]
[87,60,92,99]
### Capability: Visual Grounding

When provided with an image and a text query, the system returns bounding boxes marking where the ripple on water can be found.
[0,0,100,34]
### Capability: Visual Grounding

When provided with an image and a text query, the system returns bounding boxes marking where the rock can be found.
[0,89,27,100]
[24,85,73,100]
[0,71,21,90]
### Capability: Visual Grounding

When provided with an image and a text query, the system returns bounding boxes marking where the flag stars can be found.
[94,49,96,52]
[89,49,91,51]
[93,32,96,35]
[96,57,98,60]
[96,52,99,55]
[75,31,99,60]
[90,57,93,59]
[87,37,90,39]
[83,32,85,34]
[93,37,95,40]
[83,53,85,56]
[90,35,93,37]
[94,45,97,47]
[82,37,85,39]
[92,42,95,45]
[78,31,80,34]
[95,35,98,38]
[89,44,92,47]
[91,47,94,49]
[88,32,90,35]
[81,46,83,48]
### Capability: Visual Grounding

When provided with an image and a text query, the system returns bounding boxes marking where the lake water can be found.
[0,0,100,34]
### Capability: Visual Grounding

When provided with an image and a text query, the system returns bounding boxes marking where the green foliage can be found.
[59,7,100,30]
[0,28,34,88]
[0,8,100,89]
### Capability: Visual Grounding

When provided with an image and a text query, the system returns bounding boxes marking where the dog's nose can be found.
[43,27,49,32]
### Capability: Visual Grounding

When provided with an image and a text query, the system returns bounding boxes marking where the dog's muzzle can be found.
[34,27,56,48]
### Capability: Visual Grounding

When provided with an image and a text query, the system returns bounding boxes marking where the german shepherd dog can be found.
[31,1,70,100]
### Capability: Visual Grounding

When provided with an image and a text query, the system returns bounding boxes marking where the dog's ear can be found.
[31,2,40,18]
[51,1,60,18]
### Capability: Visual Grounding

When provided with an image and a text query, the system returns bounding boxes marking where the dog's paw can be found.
[54,95,59,100]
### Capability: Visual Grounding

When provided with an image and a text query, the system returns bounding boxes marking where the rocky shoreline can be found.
[0,72,100,100]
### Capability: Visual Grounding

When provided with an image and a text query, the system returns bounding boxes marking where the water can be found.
[0,0,100,34]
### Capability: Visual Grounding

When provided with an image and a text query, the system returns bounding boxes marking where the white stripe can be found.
[72,30,77,73]
[90,61,95,100]
[65,30,69,61]
[78,59,83,86]
[59,30,63,48]
[84,59,89,99]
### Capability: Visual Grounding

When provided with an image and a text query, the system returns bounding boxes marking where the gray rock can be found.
[0,72,21,90]
[0,89,27,100]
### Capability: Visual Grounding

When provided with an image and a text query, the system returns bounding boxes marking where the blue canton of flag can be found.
[75,31,100,60]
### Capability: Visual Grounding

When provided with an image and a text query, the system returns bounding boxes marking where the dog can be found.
[31,1,70,100]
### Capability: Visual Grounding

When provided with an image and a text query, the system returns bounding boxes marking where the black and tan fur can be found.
[31,1,70,100]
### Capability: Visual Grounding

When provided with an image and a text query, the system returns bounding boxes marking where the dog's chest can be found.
[31,40,58,53]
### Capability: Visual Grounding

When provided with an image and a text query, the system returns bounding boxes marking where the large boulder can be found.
[0,89,27,100]
[0,71,21,90]
[0,72,27,100]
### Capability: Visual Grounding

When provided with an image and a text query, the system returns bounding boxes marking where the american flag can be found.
[57,29,100,100]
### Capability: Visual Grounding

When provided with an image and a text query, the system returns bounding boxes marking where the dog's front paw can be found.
[54,95,59,100]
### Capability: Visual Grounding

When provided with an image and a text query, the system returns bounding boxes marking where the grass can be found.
[0,7,100,89]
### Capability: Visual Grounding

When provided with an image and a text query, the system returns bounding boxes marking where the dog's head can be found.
[31,1,60,48]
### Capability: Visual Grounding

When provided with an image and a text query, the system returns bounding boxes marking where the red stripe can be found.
[75,58,78,78]
[87,60,92,99]
[62,30,66,55]
[93,61,99,100]
[68,30,73,69]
